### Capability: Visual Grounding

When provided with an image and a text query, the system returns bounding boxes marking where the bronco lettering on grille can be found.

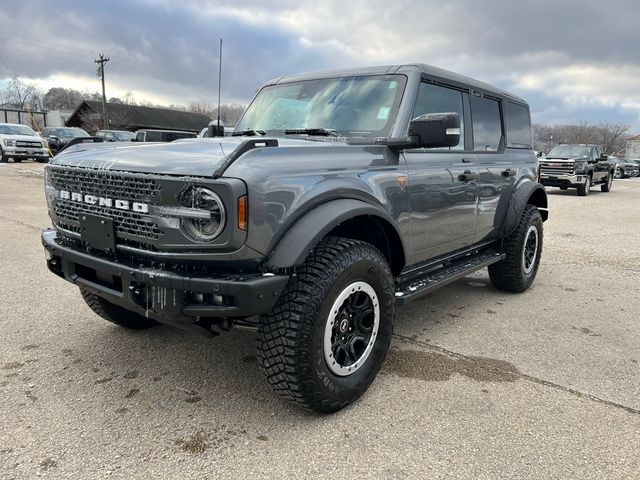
[59,189,149,213]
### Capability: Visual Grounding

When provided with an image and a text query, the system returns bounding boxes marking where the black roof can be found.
[66,101,211,132]
[265,63,527,104]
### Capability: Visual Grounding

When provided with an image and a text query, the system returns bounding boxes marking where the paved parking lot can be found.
[1,162,639,479]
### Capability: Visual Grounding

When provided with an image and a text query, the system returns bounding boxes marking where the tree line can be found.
[533,121,630,155]
[0,77,247,126]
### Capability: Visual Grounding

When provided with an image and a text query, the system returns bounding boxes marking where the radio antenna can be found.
[216,38,222,134]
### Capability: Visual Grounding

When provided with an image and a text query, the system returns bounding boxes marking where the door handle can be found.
[458,170,478,182]
[501,168,516,177]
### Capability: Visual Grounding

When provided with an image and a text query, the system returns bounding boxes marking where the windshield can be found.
[547,145,590,158]
[54,128,91,138]
[235,74,407,137]
[114,131,135,141]
[0,124,37,136]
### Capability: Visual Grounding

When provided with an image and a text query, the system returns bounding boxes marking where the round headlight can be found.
[180,187,225,242]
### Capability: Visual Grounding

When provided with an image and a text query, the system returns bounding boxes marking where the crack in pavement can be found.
[0,215,42,232]
[392,332,640,417]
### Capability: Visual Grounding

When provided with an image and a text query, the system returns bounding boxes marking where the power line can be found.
[94,53,110,129]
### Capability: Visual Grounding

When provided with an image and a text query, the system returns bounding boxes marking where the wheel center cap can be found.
[339,318,349,333]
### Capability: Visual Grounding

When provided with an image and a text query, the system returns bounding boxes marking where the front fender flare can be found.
[265,198,403,269]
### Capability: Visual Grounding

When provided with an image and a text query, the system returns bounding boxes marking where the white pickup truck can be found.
[0,123,50,163]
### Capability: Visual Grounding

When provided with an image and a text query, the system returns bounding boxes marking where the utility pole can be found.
[95,53,110,129]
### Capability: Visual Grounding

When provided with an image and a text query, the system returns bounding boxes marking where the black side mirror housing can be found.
[600,154,608,161]
[408,113,461,149]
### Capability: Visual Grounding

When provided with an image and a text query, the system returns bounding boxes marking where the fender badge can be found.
[397,175,407,189]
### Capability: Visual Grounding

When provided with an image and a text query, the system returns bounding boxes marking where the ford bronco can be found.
[42,64,547,413]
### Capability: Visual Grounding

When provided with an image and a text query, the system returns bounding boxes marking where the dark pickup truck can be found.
[538,144,616,195]
[42,64,547,413]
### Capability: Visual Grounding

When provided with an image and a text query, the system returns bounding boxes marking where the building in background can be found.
[65,101,211,134]
[625,135,640,160]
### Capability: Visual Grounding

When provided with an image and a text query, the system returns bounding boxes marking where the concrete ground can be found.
[1,162,639,479]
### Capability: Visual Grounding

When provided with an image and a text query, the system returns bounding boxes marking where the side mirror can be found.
[409,113,460,149]
[49,135,59,141]
[600,154,608,161]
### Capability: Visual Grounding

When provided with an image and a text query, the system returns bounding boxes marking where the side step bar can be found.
[394,250,505,305]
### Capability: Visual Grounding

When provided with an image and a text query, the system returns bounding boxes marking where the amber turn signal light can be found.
[238,195,247,230]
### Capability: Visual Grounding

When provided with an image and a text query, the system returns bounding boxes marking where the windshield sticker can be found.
[377,106,391,120]
[388,81,397,90]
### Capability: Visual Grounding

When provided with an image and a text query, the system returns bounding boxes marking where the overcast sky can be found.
[1,0,639,130]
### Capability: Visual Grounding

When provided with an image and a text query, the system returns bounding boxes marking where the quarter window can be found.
[506,102,532,148]
[413,82,465,150]
[470,96,502,151]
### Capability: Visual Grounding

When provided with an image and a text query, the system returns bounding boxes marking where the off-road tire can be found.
[80,288,158,329]
[601,172,613,192]
[257,237,395,413]
[577,174,591,196]
[489,205,543,293]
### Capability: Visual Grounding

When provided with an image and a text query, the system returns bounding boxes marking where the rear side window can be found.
[413,82,465,150]
[145,131,162,141]
[506,102,532,148]
[470,96,502,151]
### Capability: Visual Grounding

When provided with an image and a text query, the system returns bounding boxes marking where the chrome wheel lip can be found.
[522,225,539,275]
[323,281,380,377]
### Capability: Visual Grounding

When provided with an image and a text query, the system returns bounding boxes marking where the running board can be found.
[394,250,505,305]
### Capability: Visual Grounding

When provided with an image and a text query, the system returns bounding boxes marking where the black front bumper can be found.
[42,229,289,329]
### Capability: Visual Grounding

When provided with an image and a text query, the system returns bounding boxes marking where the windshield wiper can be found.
[232,129,266,137]
[283,128,340,137]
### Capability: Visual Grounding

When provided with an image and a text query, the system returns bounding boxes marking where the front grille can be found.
[539,161,574,175]
[49,166,164,249]
[54,200,162,240]
[16,140,42,148]
[49,167,161,201]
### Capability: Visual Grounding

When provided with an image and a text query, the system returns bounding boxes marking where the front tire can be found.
[601,172,613,192]
[257,237,394,413]
[489,205,543,293]
[80,288,158,329]
[577,174,591,196]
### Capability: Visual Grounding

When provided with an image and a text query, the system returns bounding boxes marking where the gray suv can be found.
[42,64,547,413]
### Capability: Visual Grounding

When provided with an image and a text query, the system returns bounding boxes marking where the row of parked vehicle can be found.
[537,143,639,196]
[0,122,200,162]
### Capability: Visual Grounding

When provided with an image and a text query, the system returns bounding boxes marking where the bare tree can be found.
[2,75,42,110]
[43,87,84,110]
[533,121,631,154]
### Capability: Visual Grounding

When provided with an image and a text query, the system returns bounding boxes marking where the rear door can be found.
[403,81,479,261]
[471,94,514,242]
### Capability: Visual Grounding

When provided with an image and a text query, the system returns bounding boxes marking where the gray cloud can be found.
[1,0,639,130]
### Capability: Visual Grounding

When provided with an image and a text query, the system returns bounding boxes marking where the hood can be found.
[0,133,44,143]
[543,156,586,162]
[50,136,344,177]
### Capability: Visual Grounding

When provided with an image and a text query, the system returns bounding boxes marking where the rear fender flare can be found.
[496,180,548,239]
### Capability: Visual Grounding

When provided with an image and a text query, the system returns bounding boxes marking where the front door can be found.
[404,81,478,262]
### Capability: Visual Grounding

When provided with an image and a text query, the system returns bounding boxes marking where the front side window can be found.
[236,75,407,137]
[470,96,502,151]
[412,82,465,150]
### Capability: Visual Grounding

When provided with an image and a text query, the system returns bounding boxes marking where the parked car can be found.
[42,63,547,413]
[0,123,50,163]
[198,126,234,137]
[95,130,136,142]
[133,129,197,142]
[612,156,639,178]
[538,144,616,195]
[41,127,92,154]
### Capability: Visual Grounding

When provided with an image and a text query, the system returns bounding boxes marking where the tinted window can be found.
[470,96,502,151]
[135,132,145,142]
[506,102,531,147]
[145,131,162,141]
[413,82,464,150]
